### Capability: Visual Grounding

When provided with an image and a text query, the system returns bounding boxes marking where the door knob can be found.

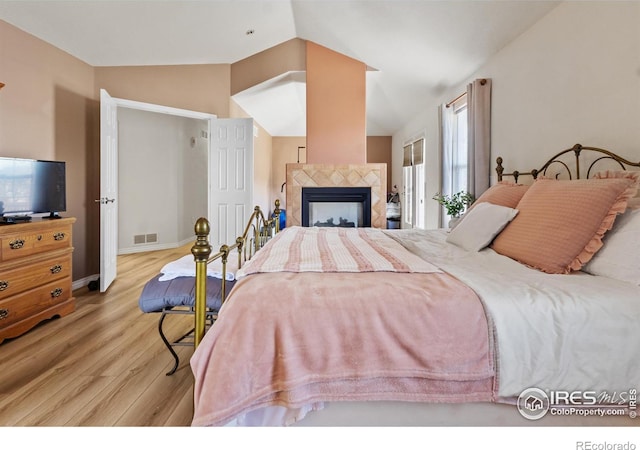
[95,198,116,204]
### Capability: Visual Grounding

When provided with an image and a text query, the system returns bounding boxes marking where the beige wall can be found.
[231,38,306,96]
[0,19,97,281]
[366,136,392,193]
[271,137,307,210]
[95,64,231,117]
[306,41,367,164]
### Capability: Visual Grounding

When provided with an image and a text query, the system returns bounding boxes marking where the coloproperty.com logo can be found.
[517,387,637,420]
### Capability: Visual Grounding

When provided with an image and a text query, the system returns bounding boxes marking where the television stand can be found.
[43,212,62,220]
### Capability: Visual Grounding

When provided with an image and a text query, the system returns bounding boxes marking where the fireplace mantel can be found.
[285,163,387,228]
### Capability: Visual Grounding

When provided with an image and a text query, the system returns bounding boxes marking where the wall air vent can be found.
[134,234,158,244]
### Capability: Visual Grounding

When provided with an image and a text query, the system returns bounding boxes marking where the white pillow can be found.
[446,202,518,252]
[583,208,640,285]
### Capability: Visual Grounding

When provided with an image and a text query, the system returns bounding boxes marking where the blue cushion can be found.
[138,274,231,313]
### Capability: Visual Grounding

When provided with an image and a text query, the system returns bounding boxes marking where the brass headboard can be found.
[496,143,640,183]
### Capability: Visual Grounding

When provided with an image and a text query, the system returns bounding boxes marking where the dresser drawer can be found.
[0,254,72,301]
[0,278,72,329]
[0,224,72,262]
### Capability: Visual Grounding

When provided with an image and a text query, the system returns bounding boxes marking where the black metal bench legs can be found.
[157,307,218,376]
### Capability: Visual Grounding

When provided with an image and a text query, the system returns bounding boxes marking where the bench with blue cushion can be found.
[138,274,234,375]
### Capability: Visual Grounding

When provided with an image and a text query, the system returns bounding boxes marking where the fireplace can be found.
[285,163,386,228]
[302,187,371,227]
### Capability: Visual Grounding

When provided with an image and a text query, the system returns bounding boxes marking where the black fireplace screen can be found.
[302,187,371,227]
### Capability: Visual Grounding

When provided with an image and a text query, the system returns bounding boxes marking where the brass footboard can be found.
[191,200,281,348]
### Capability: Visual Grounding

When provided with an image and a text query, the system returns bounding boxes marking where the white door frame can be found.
[99,93,216,291]
[112,97,217,123]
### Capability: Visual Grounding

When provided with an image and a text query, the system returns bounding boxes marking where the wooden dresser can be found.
[0,217,76,344]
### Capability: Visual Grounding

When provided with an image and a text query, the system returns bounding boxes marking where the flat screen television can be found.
[0,157,66,221]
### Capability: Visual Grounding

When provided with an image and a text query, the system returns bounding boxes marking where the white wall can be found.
[393,1,640,229]
[484,1,640,173]
[179,118,209,241]
[118,107,208,252]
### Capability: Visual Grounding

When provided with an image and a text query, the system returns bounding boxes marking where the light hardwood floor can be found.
[0,245,196,426]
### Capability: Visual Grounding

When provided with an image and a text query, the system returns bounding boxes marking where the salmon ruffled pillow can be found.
[593,170,640,211]
[491,173,639,274]
[470,181,529,210]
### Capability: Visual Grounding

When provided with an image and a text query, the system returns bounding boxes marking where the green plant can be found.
[432,191,474,217]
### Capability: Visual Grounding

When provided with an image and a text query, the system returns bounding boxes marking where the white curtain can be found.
[439,103,455,227]
[440,103,454,198]
[466,78,492,198]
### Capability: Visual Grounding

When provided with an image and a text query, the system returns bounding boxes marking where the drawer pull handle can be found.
[51,288,63,298]
[0,309,8,320]
[53,232,66,241]
[9,239,25,249]
[0,280,8,291]
[50,265,63,274]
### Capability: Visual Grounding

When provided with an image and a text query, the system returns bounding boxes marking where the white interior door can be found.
[99,89,118,292]
[210,118,254,248]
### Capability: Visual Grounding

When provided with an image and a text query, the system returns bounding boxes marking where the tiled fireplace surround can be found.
[285,163,387,228]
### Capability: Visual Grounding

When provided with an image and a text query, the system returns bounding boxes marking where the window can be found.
[440,98,468,226]
[0,159,35,214]
[451,103,468,196]
[402,137,425,229]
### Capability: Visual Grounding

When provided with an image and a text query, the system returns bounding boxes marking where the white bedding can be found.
[390,228,640,397]
[158,253,238,281]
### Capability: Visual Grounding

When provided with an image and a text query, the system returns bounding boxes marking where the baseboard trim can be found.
[118,238,193,255]
[73,274,99,291]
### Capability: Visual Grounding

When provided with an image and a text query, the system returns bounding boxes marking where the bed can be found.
[189,144,640,426]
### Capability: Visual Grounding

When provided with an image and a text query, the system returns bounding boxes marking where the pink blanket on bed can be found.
[191,270,495,426]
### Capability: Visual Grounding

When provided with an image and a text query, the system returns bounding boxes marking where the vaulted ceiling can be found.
[0,0,560,136]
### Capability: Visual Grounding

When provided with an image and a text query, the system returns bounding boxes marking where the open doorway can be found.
[117,107,209,255]
[97,91,216,292]
[98,91,255,292]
